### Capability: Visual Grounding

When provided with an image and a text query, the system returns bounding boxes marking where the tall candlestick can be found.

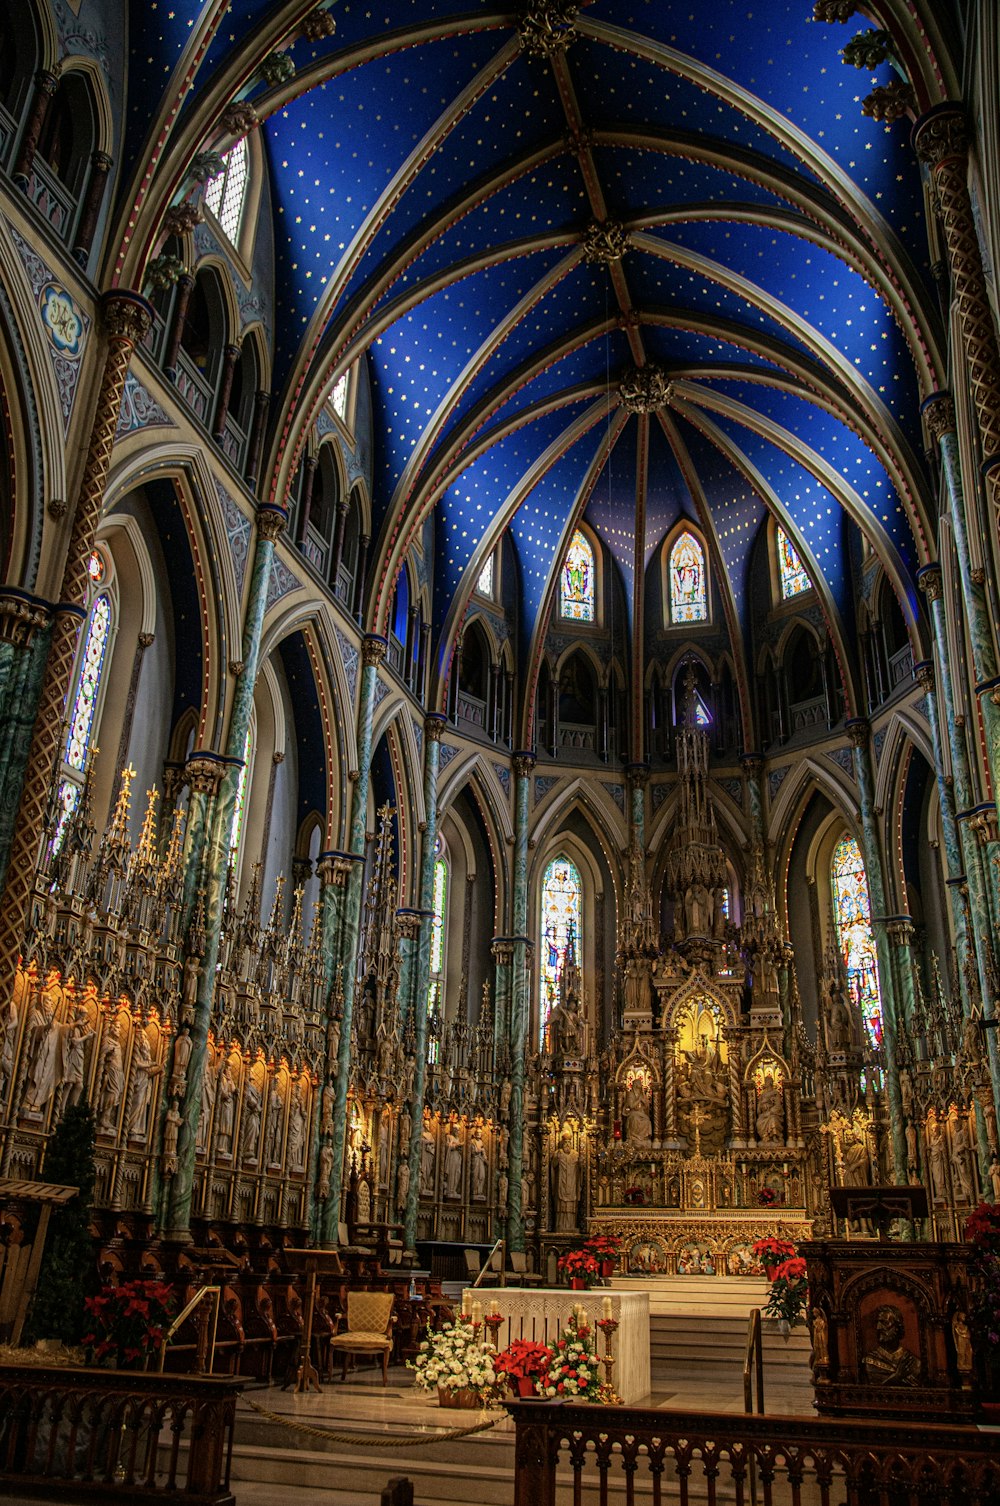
[602,1295,613,1321]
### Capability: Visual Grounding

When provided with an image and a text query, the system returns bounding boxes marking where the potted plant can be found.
[763,1255,809,1334]
[585,1233,621,1278]
[493,1338,553,1397]
[539,1322,601,1400]
[408,1317,498,1407]
[81,1279,175,1370]
[558,1248,600,1290]
[752,1235,796,1281]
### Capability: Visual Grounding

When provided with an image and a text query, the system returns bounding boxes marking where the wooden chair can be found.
[508,1251,545,1287]
[463,1248,501,1287]
[328,1290,395,1384]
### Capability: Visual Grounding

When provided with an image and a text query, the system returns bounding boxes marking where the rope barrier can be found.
[243,1394,504,1447]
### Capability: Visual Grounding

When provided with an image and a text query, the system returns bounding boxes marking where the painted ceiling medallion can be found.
[39,284,83,358]
[582,221,632,266]
[619,366,674,416]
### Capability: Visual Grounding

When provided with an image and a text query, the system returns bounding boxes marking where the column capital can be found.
[395,907,423,940]
[625,761,650,786]
[163,202,203,238]
[913,659,935,693]
[221,100,259,135]
[912,104,968,169]
[362,633,387,667]
[317,849,360,887]
[100,289,153,344]
[917,563,943,601]
[491,937,515,963]
[740,752,765,777]
[256,503,287,542]
[845,717,870,750]
[513,750,535,779]
[0,588,50,646]
[920,390,955,443]
[184,753,229,796]
[886,916,915,946]
[424,712,447,742]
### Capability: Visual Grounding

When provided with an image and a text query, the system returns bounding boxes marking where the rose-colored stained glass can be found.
[778,527,811,599]
[540,856,582,1044]
[669,531,707,623]
[561,530,594,621]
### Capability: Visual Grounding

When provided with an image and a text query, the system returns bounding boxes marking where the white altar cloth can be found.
[461,1287,651,1404]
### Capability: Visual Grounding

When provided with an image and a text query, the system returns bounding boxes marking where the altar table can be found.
[461,1287,650,1404]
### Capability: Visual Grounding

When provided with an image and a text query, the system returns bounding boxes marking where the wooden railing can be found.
[506,1399,1000,1506]
[743,1307,764,1415]
[0,1361,242,1504]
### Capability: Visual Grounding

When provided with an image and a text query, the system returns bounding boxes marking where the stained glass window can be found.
[831,834,883,1048]
[51,778,80,857]
[777,527,812,599]
[669,531,708,624]
[204,137,249,244]
[560,530,595,622]
[477,553,494,598]
[331,370,349,420]
[430,856,448,976]
[540,855,583,1045]
[66,594,111,772]
[229,725,253,855]
[694,694,712,726]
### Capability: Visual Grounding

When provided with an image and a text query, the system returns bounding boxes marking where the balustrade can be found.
[507,1399,1000,1506]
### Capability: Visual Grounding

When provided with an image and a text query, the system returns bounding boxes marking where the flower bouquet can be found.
[493,1338,553,1397]
[585,1233,621,1276]
[540,1322,601,1400]
[558,1248,600,1289]
[408,1317,498,1407]
[752,1235,796,1279]
[82,1279,175,1369]
[763,1256,808,1330]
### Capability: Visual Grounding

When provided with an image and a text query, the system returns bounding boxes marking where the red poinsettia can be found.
[82,1279,175,1369]
[584,1234,621,1259]
[493,1339,553,1381]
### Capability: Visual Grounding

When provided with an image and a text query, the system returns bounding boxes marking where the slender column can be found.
[886,918,919,1034]
[353,535,370,621]
[295,453,318,548]
[162,504,286,1239]
[12,69,59,190]
[244,389,270,491]
[742,754,766,849]
[913,659,973,1016]
[507,752,533,1252]
[73,151,113,266]
[626,764,647,855]
[845,719,906,1181]
[212,343,241,443]
[913,109,1000,526]
[492,938,513,1062]
[0,293,151,1000]
[631,414,649,764]
[328,499,349,589]
[323,635,386,1243]
[0,596,51,887]
[403,714,447,1250]
[163,275,194,381]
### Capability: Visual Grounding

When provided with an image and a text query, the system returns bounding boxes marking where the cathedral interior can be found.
[0,0,999,1318]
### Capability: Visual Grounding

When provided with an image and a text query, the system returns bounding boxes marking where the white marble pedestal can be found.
[461,1287,651,1404]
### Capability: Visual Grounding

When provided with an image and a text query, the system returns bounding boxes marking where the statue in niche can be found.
[127,1028,162,1141]
[623,1078,652,1145]
[197,1049,218,1153]
[684,882,712,937]
[0,996,18,1105]
[550,1130,581,1232]
[444,1123,464,1198]
[317,1142,334,1200]
[396,1157,410,1209]
[242,1075,263,1162]
[57,1007,93,1118]
[320,1081,335,1137]
[862,1306,919,1387]
[926,1114,950,1204]
[25,977,63,1114]
[96,1021,126,1135]
[288,1088,307,1170]
[215,1059,237,1156]
[840,1130,870,1186]
[420,1118,436,1193]
[265,1085,284,1163]
[162,1100,183,1177]
[470,1126,488,1199]
[755,1076,783,1143]
[169,1025,193,1100]
[950,1111,977,1204]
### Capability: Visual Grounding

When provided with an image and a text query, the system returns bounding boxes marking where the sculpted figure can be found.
[444,1124,464,1198]
[25,984,63,1114]
[169,1026,193,1100]
[862,1305,919,1387]
[215,1059,236,1156]
[288,1091,307,1169]
[926,1115,950,1204]
[0,997,18,1105]
[470,1127,488,1199]
[755,1078,783,1143]
[96,1025,125,1135]
[550,1130,581,1233]
[841,1133,870,1187]
[127,1028,162,1141]
[950,1112,976,1205]
[623,1078,652,1145]
[420,1120,436,1193]
[320,1082,335,1136]
[162,1101,183,1177]
[396,1157,410,1210]
[58,1009,92,1116]
[265,1085,284,1163]
[810,1307,829,1370]
[953,1310,973,1375]
[317,1142,334,1200]
[242,1076,263,1162]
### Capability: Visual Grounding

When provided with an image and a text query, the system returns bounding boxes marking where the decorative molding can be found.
[827,747,855,780]
[492,762,511,797]
[335,625,358,705]
[8,225,90,432]
[767,766,790,801]
[216,479,252,597]
[601,781,625,813]
[116,373,174,438]
[534,775,559,804]
[265,552,300,610]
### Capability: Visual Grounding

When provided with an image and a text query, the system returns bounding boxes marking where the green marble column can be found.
[912,660,973,1018]
[321,634,387,1245]
[492,936,513,1063]
[741,754,766,849]
[162,504,286,1240]
[918,566,1000,1113]
[626,763,647,854]
[506,752,533,1253]
[846,719,907,1181]
[0,614,52,892]
[402,713,446,1251]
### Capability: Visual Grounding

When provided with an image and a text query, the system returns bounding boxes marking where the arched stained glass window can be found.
[831,834,883,1048]
[560,530,595,622]
[669,531,707,624]
[477,552,494,598]
[53,589,113,856]
[204,136,249,244]
[777,527,812,599]
[427,851,448,1060]
[331,369,349,420]
[540,855,582,1045]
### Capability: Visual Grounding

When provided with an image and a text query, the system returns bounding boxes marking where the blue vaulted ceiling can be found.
[126,0,944,716]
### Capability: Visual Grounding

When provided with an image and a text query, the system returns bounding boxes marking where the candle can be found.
[462,1291,472,1316]
[602,1296,613,1321]
[472,1300,483,1326]
[579,1307,588,1331]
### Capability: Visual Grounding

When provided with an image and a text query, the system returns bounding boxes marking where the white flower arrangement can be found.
[541,1325,601,1400]
[408,1317,499,1397]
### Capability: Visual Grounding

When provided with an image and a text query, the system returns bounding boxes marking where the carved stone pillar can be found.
[507,751,534,1252]
[163,275,194,381]
[0,293,152,1001]
[295,453,318,547]
[73,151,113,266]
[913,108,1000,524]
[244,389,270,490]
[12,69,59,190]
